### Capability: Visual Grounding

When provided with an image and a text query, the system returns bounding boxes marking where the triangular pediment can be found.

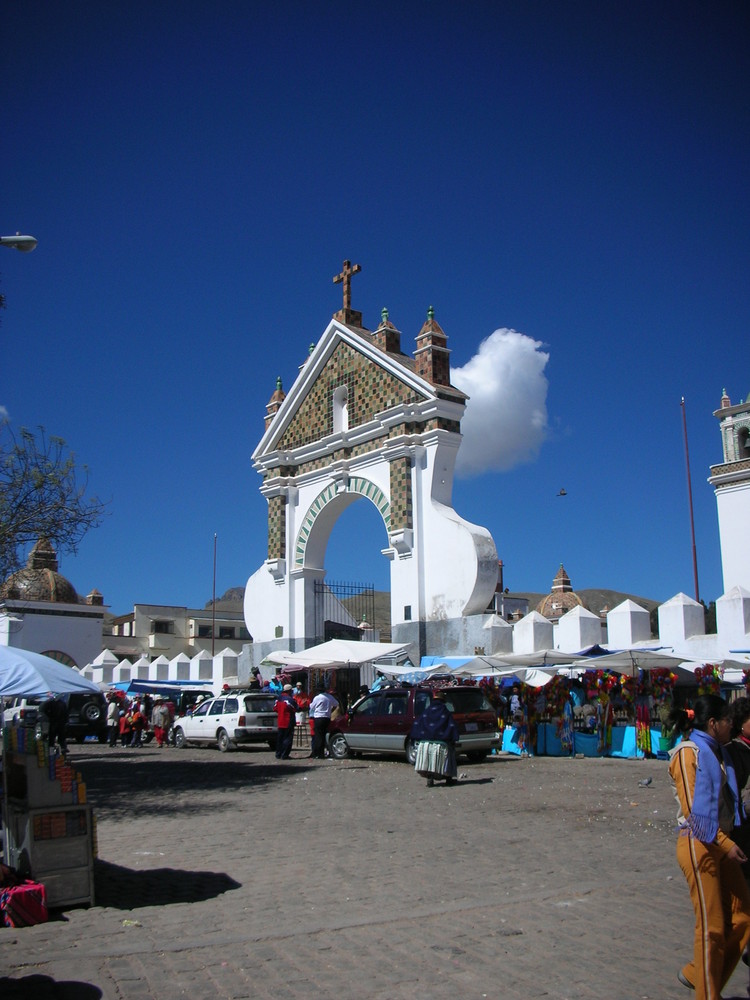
[254,320,448,462]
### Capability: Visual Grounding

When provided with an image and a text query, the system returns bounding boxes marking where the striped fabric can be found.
[415,739,448,775]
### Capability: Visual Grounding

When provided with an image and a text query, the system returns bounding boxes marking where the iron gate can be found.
[313,580,375,645]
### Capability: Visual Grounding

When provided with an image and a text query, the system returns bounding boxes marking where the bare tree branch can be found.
[0,421,108,581]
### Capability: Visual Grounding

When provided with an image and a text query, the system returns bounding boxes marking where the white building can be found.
[245,292,498,667]
[709,388,750,594]
[0,538,104,668]
[107,604,251,661]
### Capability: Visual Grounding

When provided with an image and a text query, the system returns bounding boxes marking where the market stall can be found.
[497,652,703,758]
[1,647,99,909]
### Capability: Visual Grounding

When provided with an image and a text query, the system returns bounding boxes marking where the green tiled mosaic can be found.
[389,457,412,531]
[262,418,459,484]
[277,341,425,452]
[267,494,286,560]
[294,478,391,568]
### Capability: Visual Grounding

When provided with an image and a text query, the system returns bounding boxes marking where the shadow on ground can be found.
[451,777,495,786]
[93,858,241,909]
[74,752,315,818]
[0,975,102,999]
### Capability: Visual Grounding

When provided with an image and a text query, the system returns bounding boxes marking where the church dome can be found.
[0,538,80,604]
[536,564,583,621]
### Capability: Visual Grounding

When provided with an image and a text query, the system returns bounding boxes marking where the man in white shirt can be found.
[308,684,339,759]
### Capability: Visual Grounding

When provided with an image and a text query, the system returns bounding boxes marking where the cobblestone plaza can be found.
[2,744,750,1000]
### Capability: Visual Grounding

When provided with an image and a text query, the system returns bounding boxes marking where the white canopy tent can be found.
[482,650,583,668]
[266,639,412,670]
[570,648,701,680]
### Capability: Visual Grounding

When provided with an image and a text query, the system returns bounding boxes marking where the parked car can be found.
[327,685,500,763]
[2,692,109,744]
[172,692,278,752]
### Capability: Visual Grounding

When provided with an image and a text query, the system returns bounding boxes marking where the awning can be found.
[267,639,411,669]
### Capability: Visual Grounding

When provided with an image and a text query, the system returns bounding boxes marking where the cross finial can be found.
[333,260,361,311]
[332,260,366,328]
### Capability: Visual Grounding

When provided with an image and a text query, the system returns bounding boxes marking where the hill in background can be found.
[205,587,246,612]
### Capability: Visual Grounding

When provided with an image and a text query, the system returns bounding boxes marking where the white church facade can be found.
[244,264,498,667]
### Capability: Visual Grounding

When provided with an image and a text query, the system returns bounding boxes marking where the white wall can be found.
[0,601,103,668]
[716,481,750,594]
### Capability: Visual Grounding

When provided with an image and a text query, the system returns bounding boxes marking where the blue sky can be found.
[2,1,748,616]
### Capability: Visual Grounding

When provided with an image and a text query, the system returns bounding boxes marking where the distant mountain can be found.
[342,590,393,641]
[204,587,245,611]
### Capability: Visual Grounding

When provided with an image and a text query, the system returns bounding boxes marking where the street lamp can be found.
[0,234,38,252]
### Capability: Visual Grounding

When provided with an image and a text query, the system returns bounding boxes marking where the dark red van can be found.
[327,685,499,763]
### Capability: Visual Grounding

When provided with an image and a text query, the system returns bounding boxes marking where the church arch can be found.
[294,478,391,569]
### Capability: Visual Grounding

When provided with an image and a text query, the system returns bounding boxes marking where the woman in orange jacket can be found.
[668,695,750,999]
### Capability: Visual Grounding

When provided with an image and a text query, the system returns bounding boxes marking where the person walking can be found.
[308,683,339,759]
[119,705,133,747]
[151,699,171,748]
[42,694,69,757]
[274,684,298,759]
[410,688,460,787]
[106,694,120,747]
[728,697,750,996]
[130,701,146,747]
[668,694,750,999]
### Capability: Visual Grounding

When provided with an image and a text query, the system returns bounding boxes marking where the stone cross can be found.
[333,260,361,312]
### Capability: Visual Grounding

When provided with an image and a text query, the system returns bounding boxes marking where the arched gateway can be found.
[244,263,499,663]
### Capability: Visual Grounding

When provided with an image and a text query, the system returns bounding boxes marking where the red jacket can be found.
[274,695,297,729]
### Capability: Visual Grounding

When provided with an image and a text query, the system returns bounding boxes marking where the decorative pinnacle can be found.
[276,376,283,391]
[427,305,435,321]
[309,343,315,355]
[381,307,389,324]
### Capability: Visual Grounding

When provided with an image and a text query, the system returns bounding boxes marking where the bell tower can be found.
[708,388,750,593]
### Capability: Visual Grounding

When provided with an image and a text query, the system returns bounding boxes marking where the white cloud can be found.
[0,406,9,422]
[452,328,549,478]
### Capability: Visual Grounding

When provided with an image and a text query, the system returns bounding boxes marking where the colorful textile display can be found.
[694,663,723,695]
[649,668,677,703]
[596,692,614,754]
[545,676,571,718]
[559,699,574,754]
[515,702,529,754]
[635,702,652,756]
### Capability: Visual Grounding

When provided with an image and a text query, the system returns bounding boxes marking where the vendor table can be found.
[502,723,666,758]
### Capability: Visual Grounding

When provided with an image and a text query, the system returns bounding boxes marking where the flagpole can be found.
[680,398,700,602]
[212,533,217,657]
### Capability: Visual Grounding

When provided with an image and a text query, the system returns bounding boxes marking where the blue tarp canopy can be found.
[109,679,215,696]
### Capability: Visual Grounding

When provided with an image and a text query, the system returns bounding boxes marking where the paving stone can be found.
[3,745,750,999]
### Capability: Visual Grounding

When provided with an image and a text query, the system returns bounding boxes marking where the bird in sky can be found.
[557,488,567,497]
